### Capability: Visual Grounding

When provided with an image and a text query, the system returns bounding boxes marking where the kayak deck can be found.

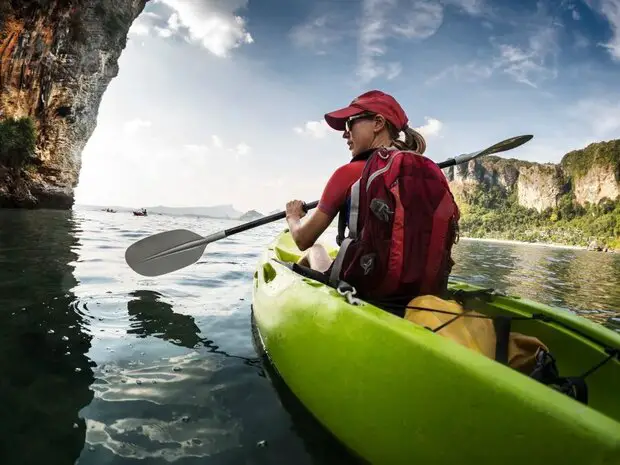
[252,230,620,465]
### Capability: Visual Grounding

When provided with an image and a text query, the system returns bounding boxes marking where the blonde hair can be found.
[385,121,426,154]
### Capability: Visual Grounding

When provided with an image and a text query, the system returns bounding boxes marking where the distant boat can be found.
[102,208,116,213]
[133,209,148,216]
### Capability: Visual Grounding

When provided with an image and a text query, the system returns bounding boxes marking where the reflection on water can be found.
[451,239,620,329]
[127,289,204,348]
[1,208,618,465]
[0,209,94,465]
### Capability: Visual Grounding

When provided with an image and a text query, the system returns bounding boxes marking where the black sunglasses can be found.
[345,112,377,132]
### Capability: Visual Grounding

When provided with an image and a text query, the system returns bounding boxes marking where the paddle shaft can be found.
[223,201,319,238]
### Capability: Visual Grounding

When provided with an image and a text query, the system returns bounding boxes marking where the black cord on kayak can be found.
[579,348,620,379]
[404,304,618,356]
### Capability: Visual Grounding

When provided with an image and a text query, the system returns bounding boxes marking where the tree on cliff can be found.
[0,117,37,170]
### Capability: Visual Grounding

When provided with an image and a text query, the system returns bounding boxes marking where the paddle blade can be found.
[478,134,533,156]
[125,229,209,277]
[450,134,533,166]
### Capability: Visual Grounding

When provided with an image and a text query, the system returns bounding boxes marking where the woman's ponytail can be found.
[391,124,427,154]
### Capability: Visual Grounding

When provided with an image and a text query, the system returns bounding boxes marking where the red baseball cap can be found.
[324,90,409,132]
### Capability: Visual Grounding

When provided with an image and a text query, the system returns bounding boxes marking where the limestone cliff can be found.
[561,139,620,207]
[443,139,619,212]
[0,0,148,208]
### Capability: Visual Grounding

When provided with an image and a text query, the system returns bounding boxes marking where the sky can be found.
[73,0,620,214]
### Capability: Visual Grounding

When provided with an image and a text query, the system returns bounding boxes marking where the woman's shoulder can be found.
[331,159,365,177]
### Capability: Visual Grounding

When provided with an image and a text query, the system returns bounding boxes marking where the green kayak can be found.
[251,230,620,465]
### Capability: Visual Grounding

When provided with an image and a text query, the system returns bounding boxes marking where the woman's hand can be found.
[286,200,306,220]
[285,201,334,251]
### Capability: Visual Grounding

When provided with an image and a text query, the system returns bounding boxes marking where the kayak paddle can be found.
[125,134,533,277]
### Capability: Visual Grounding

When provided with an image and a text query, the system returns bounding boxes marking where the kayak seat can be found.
[272,229,339,264]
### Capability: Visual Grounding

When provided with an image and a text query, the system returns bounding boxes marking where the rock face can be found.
[562,140,620,207]
[516,164,566,213]
[572,165,619,206]
[0,0,148,208]
[443,139,619,212]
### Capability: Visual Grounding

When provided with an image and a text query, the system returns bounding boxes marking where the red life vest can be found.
[329,147,460,299]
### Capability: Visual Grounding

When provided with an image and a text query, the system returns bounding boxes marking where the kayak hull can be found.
[252,231,620,465]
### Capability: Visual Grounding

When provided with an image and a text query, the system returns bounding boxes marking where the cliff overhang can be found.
[0,0,148,209]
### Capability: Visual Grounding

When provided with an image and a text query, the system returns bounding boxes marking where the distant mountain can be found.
[74,203,245,219]
[146,204,244,219]
[239,209,264,221]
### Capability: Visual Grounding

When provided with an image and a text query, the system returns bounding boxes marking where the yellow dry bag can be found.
[405,295,548,374]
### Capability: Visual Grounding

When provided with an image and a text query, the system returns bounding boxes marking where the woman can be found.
[285,90,427,272]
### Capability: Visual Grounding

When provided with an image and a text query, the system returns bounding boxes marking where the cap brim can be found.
[324,105,364,131]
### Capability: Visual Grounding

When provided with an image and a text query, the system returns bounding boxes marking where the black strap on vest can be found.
[492,316,512,365]
[336,202,347,246]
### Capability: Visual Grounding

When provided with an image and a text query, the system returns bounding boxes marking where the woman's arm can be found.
[285,161,362,251]
[285,201,334,251]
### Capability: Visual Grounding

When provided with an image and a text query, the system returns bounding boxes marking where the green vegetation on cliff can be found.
[0,117,37,170]
[458,185,620,250]
[561,139,620,181]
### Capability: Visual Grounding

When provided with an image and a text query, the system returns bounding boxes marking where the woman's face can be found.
[343,113,384,157]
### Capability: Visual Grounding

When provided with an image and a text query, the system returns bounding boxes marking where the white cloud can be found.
[444,0,487,16]
[184,144,210,154]
[235,142,251,156]
[293,120,331,139]
[569,98,620,137]
[211,135,223,148]
[156,28,173,38]
[124,119,152,134]
[290,15,348,55]
[128,22,150,37]
[129,10,181,40]
[357,0,445,83]
[167,12,181,32]
[495,41,556,88]
[386,62,403,80]
[357,0,490,83]
[185,137,249,157]
[428,15,560,88]
[129,11,165,37]
[425,61,494,85]
[593,0,620,60]
[290,0,484,83]
[414,117,443,137]
[357,0,393,83]
[137,0,254,57]
[391,0,444,39]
